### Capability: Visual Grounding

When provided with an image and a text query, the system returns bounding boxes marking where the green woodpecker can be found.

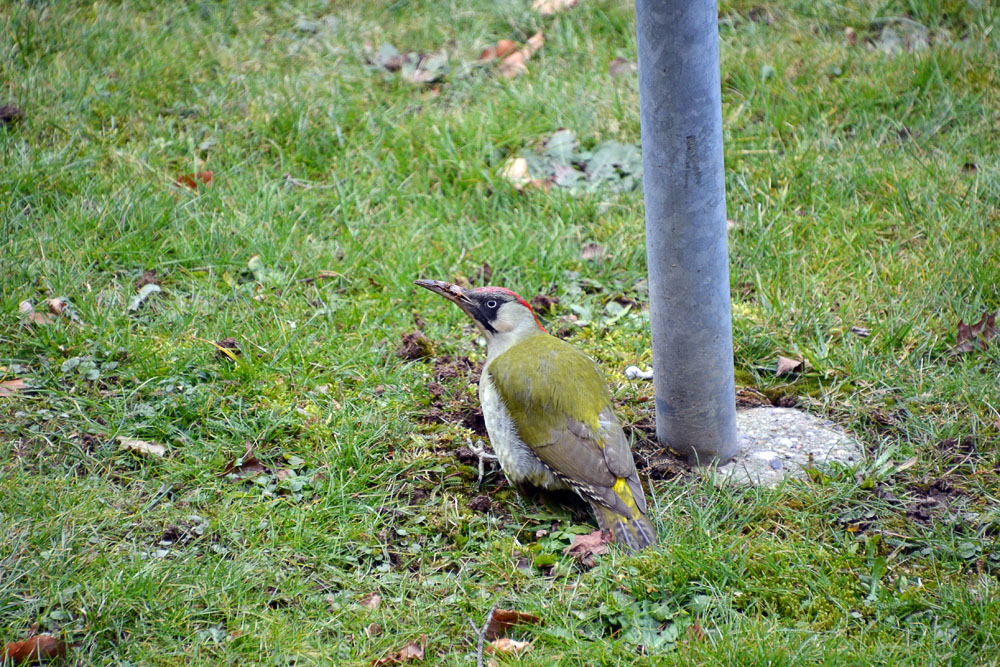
[415,279,656,551]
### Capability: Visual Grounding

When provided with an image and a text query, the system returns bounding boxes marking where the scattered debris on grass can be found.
[128,284,161,312]
[360,592,382,610]
[176,171,214,189]
[624,365,653,381]
[214,337,242,361]
[533,0,578,15]
[396,332,434,360]
[486,637,533,656]
[608,57,636,78]
[136,269,159,289]
[477,39,518,62]
[484,609,542,640]
[468,494,492,512]
[953,310,997,354]
[2,634,66,664]
[118,436,166,458]
[844,26,858,46]
[500,129,642,194]
[581,242,604,261]
[776,355,804,376]
[0,104,26,126]
[0,378,27,396]
[219,444,268,479]
[18,301,54,327]
[564,529,611,568]
[498,31,545,79]
[529,294,559,314]
[372,635,425,666]
[872,17,929,56]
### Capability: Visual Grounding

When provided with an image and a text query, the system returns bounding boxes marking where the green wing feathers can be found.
[490,334,656,550]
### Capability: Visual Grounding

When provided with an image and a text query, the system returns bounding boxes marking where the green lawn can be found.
[2,0,999,664]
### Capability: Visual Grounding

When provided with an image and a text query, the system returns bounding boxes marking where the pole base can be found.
[705,407,863,487]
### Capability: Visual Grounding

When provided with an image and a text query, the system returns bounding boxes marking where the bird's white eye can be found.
[486,300,498,309]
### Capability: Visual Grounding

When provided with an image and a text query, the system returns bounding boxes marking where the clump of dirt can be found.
[155,519,206,548]
[906,477,965,525]
[417,355,488,436]
[468,494,492,512]
[935,436,978,463]
[530,294,559,314]
[627,416,692,480]
[432,355,480,383]
[475,262,492,285]
[396,332,434,360]
[215,337,241,360]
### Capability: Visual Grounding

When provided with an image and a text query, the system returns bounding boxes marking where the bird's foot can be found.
[468,439,498,487]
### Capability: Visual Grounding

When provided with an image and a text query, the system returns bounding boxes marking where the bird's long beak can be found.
[414,279,474,313]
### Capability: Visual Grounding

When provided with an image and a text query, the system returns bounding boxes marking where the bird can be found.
[415,279,656,551]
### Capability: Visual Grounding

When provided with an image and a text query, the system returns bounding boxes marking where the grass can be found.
[2,0,999,664]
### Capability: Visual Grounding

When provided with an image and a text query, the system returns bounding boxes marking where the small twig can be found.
[297,270,344,284]
[472,602,498,667]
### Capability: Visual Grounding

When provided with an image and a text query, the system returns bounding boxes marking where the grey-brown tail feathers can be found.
[592,503,656,551]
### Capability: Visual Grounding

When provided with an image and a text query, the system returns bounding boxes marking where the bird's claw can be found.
[469,439,498,487]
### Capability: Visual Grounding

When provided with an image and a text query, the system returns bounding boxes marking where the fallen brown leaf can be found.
[0,379,27,397]
[18,301,54,326]
[485,609,542,640]
[45,298,67,316]
[564,529,611,568]
[532,0,578,16]
[176,171,214,189]
[608,57,636,78]
[219,444,267,479]
[776,355,804,376]
[499,31,544,79]
[478,39,518,62]
[360,592,382,610]
[2,634,66,663]
[954,310,998,354]
[118,436,166,458]
[485,637,533,656]
[136,269,159,289]
[581,242,604,261]
[372,635,425,665]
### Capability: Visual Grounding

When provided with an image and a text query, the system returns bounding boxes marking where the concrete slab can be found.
[709,407,864,487]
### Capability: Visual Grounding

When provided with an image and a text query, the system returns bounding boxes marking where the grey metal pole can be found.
[635,0,739,464]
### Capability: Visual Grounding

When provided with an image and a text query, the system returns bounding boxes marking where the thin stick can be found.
[473,602,498,667]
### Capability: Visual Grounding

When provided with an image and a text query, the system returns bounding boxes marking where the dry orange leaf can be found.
[478,39,518,62]
[485,637,533,656]
[0,378,27,397]
[2,634,67,663]
[485,609,542,640]
[372,635,425,665]
[176,171,214,189]
[499,31,544,79]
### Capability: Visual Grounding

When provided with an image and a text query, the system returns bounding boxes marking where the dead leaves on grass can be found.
[219,444,267,479]
[0,378,28,396]
[118,436,167,458]
[2,635,67,664]
[563,529,611,568]
[953,310,998,355]
[371,31,545,85]
[497,32,545,79]
[484,609,542,640]
[372,635,425,666]
[176,171,214,189]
